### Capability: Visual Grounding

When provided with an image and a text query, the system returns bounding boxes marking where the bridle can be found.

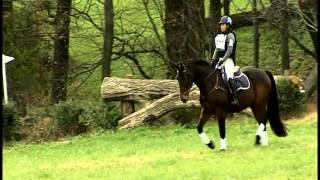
[203,68,228,96]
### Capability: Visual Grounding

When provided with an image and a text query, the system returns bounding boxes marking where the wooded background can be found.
[2,0,317,117]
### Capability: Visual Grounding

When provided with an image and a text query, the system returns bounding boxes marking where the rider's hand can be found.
[211,59,217,68]
[217,58,224,66]
[215,58,224,69]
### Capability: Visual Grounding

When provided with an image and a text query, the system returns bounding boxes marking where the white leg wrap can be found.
[256,123,265,137]
[261,131,268,146]
[199,132,210,144]
[220,138,227,150]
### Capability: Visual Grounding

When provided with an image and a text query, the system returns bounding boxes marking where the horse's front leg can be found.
[197,108,215,149]
[216,108,227,151]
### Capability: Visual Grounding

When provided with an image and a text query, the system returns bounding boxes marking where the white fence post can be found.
[2,54,14,105]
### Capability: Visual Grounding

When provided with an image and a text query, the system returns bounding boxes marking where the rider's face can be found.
[220,24,228,32]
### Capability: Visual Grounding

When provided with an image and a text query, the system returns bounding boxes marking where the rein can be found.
[203,71,214,82]
[206,69,228,96]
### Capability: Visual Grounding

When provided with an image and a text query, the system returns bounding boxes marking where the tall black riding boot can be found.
[228,78,239,106]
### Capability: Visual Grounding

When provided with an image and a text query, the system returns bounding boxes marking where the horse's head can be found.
[174,62,194,103]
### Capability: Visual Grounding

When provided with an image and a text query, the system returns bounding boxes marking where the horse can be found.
[174,59,287,150]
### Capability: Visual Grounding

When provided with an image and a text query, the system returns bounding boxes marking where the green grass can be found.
[3,115,317,179]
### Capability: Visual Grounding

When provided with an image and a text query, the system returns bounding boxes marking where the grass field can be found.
[3,111,317,180]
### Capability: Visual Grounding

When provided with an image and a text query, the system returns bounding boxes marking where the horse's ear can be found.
[171,62,179,70]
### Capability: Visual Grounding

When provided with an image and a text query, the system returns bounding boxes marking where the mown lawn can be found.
[3,112,317,180]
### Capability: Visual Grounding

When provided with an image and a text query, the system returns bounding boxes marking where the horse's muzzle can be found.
[180,91,189,103]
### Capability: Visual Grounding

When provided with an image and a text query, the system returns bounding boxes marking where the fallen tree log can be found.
[101,77,179,102]
[118,86,200,129]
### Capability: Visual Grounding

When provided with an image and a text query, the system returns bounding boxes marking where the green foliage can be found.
[2,102,19,141]
[277,78,307,115]
[52,100,121,136]
[53,101,87,136]
[79,101,121,130]
[11,100,121,141]
[170,108,201,127]
[3,1,53,106]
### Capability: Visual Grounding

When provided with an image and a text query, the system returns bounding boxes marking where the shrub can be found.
[170,108,201,127]
[53,101,87,136]
[277,78,307,116]
[79,101,121,130]
[17,106,55,142]
[3,102,19,141]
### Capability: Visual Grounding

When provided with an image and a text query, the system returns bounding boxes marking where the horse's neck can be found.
[193,66,217,95]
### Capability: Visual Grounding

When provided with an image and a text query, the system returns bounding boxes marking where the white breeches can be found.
[223,58,235,81]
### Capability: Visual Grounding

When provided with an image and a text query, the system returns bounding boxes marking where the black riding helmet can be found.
[219,15,232,26]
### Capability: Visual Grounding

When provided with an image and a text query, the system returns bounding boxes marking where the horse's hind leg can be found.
[251,105,268,146]
[197,108,215,149]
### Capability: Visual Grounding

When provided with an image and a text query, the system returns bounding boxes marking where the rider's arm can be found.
[220,33,235,62]
[210,48,218,64]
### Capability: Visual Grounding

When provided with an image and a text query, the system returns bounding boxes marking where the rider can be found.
[210,15,239,106]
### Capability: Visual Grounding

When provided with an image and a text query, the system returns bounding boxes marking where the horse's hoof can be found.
[219,149,226,152]
[207,141,215,149]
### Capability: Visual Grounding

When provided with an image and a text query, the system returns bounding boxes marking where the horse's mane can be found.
[186,59,210,67]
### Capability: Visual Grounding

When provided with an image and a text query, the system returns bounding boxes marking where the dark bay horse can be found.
[175,60,287,150]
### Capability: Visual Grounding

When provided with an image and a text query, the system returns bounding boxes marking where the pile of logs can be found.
[101,75,305,129]
[101,77,200,129]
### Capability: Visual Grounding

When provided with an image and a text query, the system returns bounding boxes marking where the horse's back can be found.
[241,66,270,83]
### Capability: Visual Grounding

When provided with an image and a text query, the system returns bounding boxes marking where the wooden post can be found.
[121,74,134,117]
[121,100,135,117]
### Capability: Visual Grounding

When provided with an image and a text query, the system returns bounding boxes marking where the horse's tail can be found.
[265,71,288,137]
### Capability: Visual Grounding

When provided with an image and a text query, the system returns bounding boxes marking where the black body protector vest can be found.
[214,32,237,63]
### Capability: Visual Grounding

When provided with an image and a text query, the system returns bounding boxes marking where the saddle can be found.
[221,66,250,92]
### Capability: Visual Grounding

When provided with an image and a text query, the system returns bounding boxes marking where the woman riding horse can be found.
[211,15,239,106]
[175,60,287,151]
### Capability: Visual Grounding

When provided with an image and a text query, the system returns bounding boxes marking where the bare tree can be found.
[268,0,290,74]
[208,0,222,57]
[298,0,318,60]
[51,0,72,104]
[252,0,260,68]
[101,0,114,79]
[164,0,206,76]
[223,0,230,15]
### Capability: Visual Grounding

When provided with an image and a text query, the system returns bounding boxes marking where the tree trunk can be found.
[223,0,230,15]
[252,0,259,68]
[51,0,72,104]
[164,0,186,70]
[298,0,318,61]
[208,0,222,57]
[303,66,317,99]
[280,0,290,74]
[269,0,290,75]
[164,0,205,75]
[184,0,206,60]
[101,0,114,79]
